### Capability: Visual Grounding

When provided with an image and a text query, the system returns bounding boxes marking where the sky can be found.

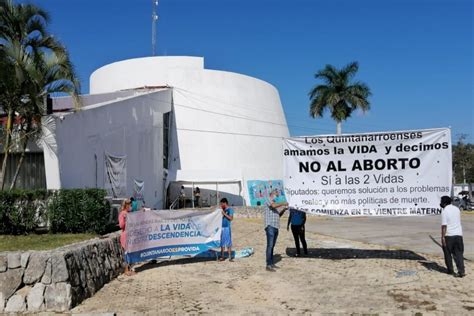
[32,0,473,141]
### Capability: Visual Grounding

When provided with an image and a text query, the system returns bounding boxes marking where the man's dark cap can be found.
[441,196,452,205]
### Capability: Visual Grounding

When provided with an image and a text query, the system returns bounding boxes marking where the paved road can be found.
[305,213,474,260]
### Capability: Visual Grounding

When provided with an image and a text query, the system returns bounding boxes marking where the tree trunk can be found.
[0,109,13,190]
[462,165,466,184]
[469,182,473,201]
[9,134,29,190]
[336,121,342,135]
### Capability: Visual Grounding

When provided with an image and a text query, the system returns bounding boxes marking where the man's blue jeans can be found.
[265,226,279,266]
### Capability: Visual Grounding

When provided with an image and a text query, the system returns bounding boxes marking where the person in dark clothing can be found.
[194,187,201,208]
[287,208,308,257]
[130,197,138,212]
[440,196,465,278]
[179,185,186,208]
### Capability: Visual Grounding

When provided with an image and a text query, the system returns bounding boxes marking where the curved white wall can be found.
[90,56,289,205]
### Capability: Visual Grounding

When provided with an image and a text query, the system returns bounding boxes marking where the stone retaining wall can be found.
[0,232,124,313]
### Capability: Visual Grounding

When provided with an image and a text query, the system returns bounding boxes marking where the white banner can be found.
[125,209,221,263]
[284,128,452,216]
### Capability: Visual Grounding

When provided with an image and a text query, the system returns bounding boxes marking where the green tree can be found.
[0,0,80,189]
[309,61,371,134]
[9,49,81,189]
[0,42,22,189]
[453,134,474,184]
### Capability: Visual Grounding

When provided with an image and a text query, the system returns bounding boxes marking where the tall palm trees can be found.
[309,61,371,135]
[0,0,80,189]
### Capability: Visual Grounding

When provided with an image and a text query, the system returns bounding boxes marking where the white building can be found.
[43,56,289,208]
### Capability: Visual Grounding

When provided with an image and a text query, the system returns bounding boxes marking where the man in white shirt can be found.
[440,196,465,277]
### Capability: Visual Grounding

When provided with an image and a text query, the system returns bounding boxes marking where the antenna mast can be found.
[152,0,158,56]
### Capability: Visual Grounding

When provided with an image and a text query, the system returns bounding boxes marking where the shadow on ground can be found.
[286,247,426,260]
[273,254,282,264]
[418,260,449,274]
[135,257,216,272]
[285,247,452,275]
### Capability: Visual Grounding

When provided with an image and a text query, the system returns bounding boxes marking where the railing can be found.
[169,196,180,210]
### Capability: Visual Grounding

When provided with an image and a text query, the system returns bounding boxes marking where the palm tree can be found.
[0,43,22,189]
[9,51,80,189]
[0,0,80,189]
[309,61,371,135]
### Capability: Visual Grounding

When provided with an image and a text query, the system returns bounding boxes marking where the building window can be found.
[0,152,47,189]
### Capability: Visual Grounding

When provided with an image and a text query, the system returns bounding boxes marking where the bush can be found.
[0,190,48,234]
[48,189,111,234]
[0,188,111,235]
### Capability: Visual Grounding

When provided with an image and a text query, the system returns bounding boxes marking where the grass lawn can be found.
[0,233,97,252]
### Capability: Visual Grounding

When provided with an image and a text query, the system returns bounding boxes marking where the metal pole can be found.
[192,182,195,208]
[152,0,158,55]
[239,181,244,206]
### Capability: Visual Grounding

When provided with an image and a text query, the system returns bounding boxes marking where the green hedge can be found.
[48,189,111,234]
[0,190,49,234]
[0,189,111,235]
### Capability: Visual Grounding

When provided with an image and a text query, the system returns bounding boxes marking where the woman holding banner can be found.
[119,199,136,276]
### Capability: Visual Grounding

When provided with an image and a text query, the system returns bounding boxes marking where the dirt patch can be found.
[387,290,436,311]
